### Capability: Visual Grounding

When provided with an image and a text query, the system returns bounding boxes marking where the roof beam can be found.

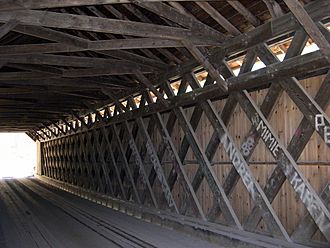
[262,0,283,19]
[13,23,168,69]
[196,2,241,36]
[137,2,226,41]
[161,0,330,82]
[0,54,157,71]
[0,0,216,11]
[0,38,220,56]
[0,10,220,44]
[13,24,89,48]
[0,65,154,80]
[227,1,260,27]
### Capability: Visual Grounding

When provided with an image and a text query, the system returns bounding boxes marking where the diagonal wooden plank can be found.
[227,1,260,27]
[168,76,217,192]
[283,0,330,63]
[207,29,308,221]
[140,81,189,202]
[93,128,115,196]
[244,69,330,233]
[138,90,205,219]
[163,81,243,228]
[182,40,228,92]
[135,115,179,213]
[256,43,330,147]
[166,53,253,215]
[190,49,258,195]
[100,127,127,199]
[118,121,158,208]
[235,90,330,241]
[291,181,330,242]
[106,124,141,203]
[137,2,225,41]
[0,0,217,11]
[196,2,241,36]
[0,10,221,44]
[187,73,290,240]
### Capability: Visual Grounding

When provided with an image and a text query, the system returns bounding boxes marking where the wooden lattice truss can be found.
[9,0,328,247]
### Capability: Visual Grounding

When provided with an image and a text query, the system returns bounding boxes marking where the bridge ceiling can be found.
[0,0,298,132]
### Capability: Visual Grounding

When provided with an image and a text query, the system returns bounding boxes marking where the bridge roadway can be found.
[0,178,220,248]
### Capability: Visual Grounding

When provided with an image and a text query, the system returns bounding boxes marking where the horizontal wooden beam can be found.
[0,54,157,71]
[161,0,330,81]
[0,38,219,56]
[283,0,330,63]
[13,24,89,48]
[44,49,330,138]
[0,10,221,44]
[0,0,216,11]
[0,66,154,80]
[137,2,225,41]
[228,50,329,91]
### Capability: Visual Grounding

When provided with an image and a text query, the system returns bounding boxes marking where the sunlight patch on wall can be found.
[0,133,36,178]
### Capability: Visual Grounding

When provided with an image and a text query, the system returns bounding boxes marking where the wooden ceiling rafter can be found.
[0,0,327,136]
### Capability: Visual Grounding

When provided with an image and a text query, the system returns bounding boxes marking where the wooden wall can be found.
[147,75,330,239]
[41,74,330,242]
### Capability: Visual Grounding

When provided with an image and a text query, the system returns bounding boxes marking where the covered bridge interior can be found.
[0,0,329,247]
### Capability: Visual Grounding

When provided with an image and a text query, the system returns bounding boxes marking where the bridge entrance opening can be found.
[0,133,36,178]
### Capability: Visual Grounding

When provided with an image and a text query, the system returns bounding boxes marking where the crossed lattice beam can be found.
[40,2,330,246]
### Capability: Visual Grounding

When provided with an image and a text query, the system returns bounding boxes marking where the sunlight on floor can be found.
[0,133,36,178]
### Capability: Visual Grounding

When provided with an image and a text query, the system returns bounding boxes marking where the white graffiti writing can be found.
[129,139,148,183]
[221,134,256,199]
[146,141,175,208]
[256,119,280,158]
[315,114,330,144]
[289,171,330,232]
